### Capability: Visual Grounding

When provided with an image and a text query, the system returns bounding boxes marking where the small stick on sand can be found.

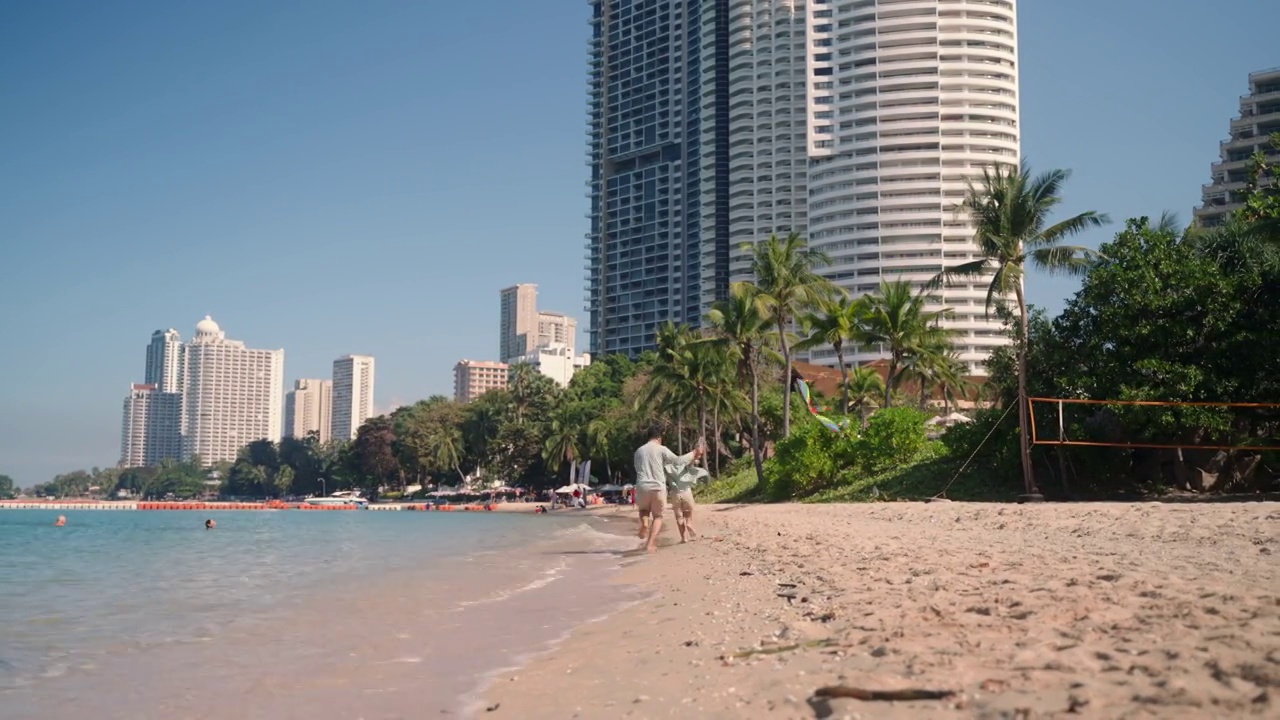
[722,638,838,659]
[813,686,956,701]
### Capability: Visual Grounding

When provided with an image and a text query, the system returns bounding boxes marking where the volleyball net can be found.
[1027,397,1280,452]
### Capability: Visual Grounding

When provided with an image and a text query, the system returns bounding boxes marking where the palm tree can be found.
[932,161,1109,496]
[843,365,885,425]
[932,352,976,415]
[585,418,613,484]
[706,282,775,486]
[793,295,869,416]
[859,280,953,408]
[542,410,581,487]
[743,232,835,437]
[426,427,465,487]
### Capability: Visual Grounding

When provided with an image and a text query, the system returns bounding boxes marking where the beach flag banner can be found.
[794,377,852,433]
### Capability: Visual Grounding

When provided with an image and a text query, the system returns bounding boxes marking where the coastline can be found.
[484,501,1280,719]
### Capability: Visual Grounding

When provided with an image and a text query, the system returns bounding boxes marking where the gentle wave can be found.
[455,557,569,609]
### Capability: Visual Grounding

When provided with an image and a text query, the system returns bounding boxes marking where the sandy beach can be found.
[484,501,1280,719]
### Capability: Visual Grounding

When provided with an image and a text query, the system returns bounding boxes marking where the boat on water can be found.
[303,491,369,507]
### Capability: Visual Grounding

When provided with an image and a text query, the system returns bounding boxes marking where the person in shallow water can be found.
[54,515,66,527]
[632,423,701,554]
[205,518,216,530]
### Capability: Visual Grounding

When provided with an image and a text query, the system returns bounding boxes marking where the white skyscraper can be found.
[182,316,285,465]
[500,284,539,362]
[331,355,375,440]
[120,383,182,467]
[809,0,1020,373]
[536,311,578,356]
[145,328,183,393]
[284,378,333,442]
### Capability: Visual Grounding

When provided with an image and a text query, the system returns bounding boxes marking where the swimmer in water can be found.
[205,518,216,530]
[55,515,66,527]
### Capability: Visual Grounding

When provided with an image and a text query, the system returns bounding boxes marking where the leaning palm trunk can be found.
[834,343,849,413]
[778,320,793,436]
[698,400,709,470]
[1013,283,1038,496]
[749,358,766,486]
[712,404,721,477]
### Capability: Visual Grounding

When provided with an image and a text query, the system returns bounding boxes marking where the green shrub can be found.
[860,407,928,470]
[766,419,859,499]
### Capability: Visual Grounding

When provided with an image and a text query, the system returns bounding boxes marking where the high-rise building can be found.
[454,359,509,403]
[182,316,285,465]
[537,311,578,356]
[804,0,1021,374]
[330,355,375,440]
[284,378,332,442]
[119,383,182,468]
[586,0,731,357]
[1194,67,1280,228]
[587,0,1020,374]
[500,284,539,362]
[145,329,183,393]
[726,0,811,284]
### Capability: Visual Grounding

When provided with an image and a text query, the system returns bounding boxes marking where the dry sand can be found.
[484,501,1280,719]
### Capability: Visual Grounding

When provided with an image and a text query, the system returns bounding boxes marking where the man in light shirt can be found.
[633,423,701,554]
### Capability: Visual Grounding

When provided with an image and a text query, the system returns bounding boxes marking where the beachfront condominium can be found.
[119,383,183,467]
[500,284,539,362]
[1194,67,1280,228]
[803,0,1021,374]
[145,328,183,393]
[284,378,333,442]
[454,359,509,403]
[586,0,731,356]
[587,0,1020,373]
[331,355,375,440]
[182,316,285,465]
[120,327,185,467]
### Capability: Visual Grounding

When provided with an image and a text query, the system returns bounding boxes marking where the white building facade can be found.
[536,311,578,356]
[454,359,509,403]
[510,344,592,388]
[182,316,285,464]
[284,378,332,442]
[330,355,375,440]
[1194,67,1280,228]
[120,383,183,467]
[500,284,539,362]
[145,328,183,393]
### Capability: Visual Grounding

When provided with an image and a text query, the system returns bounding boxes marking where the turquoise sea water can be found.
[0,509,641,720]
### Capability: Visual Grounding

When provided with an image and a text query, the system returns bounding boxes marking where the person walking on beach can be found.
[667,453,709,543]
[633,423,700,553]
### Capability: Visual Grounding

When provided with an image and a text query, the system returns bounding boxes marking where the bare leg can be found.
[637,510,649,540]
[645,517,663,553]
[685,507,697,541]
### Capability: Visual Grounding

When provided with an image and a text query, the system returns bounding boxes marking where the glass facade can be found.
[587,0,729,356]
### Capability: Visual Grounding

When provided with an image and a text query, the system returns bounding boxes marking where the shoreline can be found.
[484,501,1280,719]
[0,499,607,513]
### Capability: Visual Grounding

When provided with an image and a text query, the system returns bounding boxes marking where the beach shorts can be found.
[636,488,666,519]
[671,489,695,516]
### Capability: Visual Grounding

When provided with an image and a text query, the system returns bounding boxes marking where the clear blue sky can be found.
[1,0,1275,486]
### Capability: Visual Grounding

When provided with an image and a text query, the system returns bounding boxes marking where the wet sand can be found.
[484,502,1280,719]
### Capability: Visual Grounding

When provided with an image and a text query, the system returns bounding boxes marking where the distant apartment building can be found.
[509,344,591,388]
[145,328,183,393]
[284,378,332,442]
[1195,67,1280,228]
[331,355,375,440]
[119,383,182,467]
[454,359,509,403]
[182,316,285,465]
[499,284,539,362]
[536,312,577,356]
